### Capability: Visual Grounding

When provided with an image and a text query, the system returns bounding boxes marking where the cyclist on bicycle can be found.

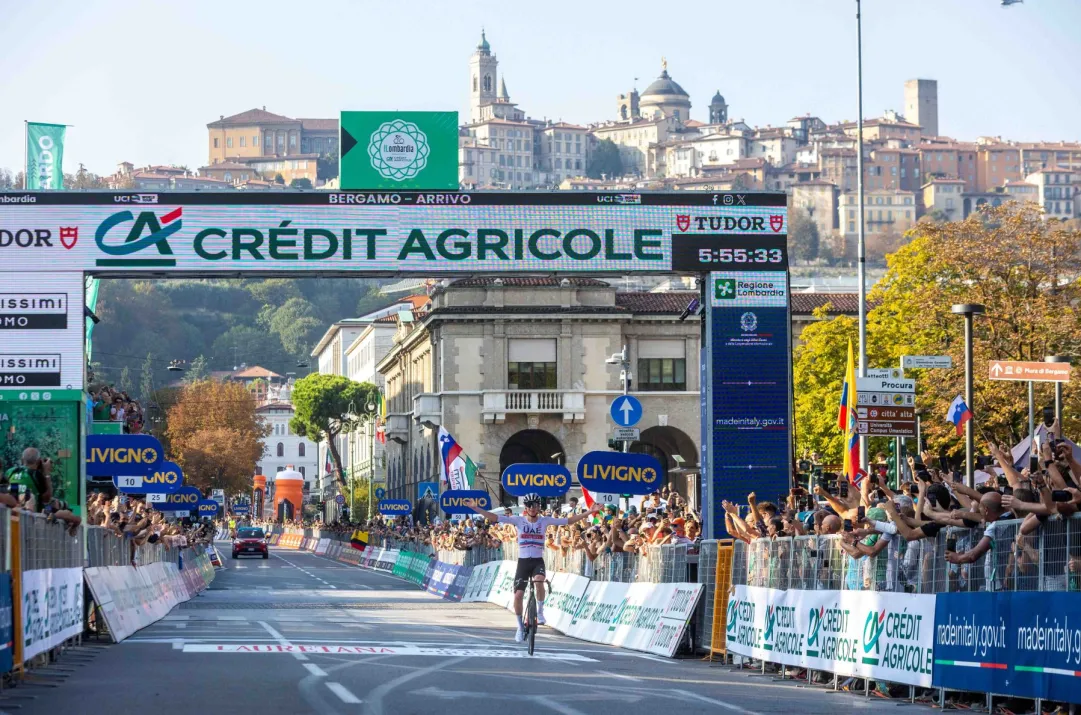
[469,493,600,642]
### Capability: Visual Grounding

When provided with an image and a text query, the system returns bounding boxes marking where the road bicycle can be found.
[523,577,550,656]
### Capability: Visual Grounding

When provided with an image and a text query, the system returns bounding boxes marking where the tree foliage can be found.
[165,379,269,494]
[289,374,379,490]
[794,203,1081,461]
[586,139,624,179]
[788,208,820,264]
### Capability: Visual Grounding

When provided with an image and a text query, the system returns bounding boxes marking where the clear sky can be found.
[2,0,1079,176]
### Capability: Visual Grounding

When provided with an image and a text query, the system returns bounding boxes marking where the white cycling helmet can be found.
[522,493,542,506]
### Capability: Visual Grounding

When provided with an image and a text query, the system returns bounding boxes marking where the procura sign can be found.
[501,463,571,497]
[576,451,663,495]
[440,489,491,515]
[378,499,412,515]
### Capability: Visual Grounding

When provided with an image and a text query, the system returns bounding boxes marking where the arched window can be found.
[276,442,284,457]
[298,443,306,457]
[483,75,492,92]
[472,75,477,92]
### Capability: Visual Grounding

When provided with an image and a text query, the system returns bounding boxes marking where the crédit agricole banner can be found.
[0,198,786,274]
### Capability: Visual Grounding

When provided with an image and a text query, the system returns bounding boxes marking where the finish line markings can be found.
[181,643,595,661]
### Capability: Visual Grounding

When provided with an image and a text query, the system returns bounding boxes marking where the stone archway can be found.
[498,429,564,506]
[630,425,699,504]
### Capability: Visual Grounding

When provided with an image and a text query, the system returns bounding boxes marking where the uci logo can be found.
[95,208,181,267]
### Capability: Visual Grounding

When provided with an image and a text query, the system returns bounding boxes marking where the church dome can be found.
[477,30,490,52]
[642,69,688,98]
[711,90,726,105]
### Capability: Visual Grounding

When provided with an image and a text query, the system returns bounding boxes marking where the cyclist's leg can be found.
[531,560,548,623]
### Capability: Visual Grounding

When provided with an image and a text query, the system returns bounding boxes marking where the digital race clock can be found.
[670,234,788,272]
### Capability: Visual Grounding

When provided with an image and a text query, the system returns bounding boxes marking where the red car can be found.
[232,527,268,559]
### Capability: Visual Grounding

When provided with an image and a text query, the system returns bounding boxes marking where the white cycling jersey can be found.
[498,515,567,559]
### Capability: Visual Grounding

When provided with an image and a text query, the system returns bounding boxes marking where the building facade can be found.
[255,388,319,513]
[376,279,704,508]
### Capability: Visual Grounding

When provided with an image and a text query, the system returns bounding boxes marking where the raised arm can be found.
[566,504,601,526]
[466,501,503,524]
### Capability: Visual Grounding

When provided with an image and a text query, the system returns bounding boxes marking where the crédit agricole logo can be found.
[95,208,181,267]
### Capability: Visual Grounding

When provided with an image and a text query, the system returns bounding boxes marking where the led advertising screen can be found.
[703,272,792,538]
[0,192,786,275]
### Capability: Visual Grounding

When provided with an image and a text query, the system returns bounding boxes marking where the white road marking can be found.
[672,689,761,714]
[302,663,327,678]
[258,620,308,662]
[326,682,362,704]
[534,696,590,715]
[181,643,595,660]
[258,565,270,569]
[217,616,247,621]
[596,669,641,682]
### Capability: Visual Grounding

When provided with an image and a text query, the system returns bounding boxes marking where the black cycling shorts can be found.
[514,557,546,592]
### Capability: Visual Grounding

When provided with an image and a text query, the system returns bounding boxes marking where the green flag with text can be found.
[26,122,67,190]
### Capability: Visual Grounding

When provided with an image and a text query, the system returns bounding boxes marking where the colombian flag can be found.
[838,340,861,484]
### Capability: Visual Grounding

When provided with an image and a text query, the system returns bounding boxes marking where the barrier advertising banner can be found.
[21,567,83,662]
[565,581,703,657]
[462,560,502,603]
[933,591,1081,704]
[542,572,590,633]
[0,573,13,673]
[726,585,935,687]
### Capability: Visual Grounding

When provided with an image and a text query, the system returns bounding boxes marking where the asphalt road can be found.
[5,546,911,715]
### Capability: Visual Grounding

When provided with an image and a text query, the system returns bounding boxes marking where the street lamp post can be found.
[605,345,632,453]
[1045,356,1071,438]
[367,401,377,520]
[952,303,985,487]
[855,0,868,470]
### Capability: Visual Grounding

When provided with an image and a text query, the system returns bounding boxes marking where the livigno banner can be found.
[340,111,459,190]
[726,584,936,687]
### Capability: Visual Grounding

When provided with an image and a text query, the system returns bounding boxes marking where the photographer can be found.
[5,447,54,512]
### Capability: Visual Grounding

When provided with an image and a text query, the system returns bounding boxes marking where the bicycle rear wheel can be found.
[526,594,537,656]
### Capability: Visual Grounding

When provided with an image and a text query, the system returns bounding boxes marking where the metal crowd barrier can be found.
[726,515,1081,594]
[18,511,83,570]
[87,526,127,566]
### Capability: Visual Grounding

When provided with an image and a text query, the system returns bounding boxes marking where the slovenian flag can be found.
[438,427,476,490]
[948,395,973,436]
[838,340,861,484]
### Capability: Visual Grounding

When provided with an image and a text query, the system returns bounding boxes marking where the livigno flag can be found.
[25,122,67,190]
[340,111,458,190]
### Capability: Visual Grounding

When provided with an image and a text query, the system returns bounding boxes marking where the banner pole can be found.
[23,121,28,189]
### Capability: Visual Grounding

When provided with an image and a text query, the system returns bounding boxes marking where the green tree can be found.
[274,173,285,185]
[289,374,379,491]
[317,147,340,181]
[185,355,209,383]
[139,352,155,402]
[289,177,313,190]
[787,208,820,263]
[67,163,108,190]
[119,365,134,394]
[586,139,624,179]
[211,325,290,371]
[268,297,324,358]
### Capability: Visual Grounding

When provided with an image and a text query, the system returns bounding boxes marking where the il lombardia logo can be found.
[368,120,431,181]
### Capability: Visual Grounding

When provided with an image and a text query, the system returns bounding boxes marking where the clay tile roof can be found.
[299,118,338,131]
[208,108,296,127]
[447,277,610,288]
[790,292,870,314]
[399,294,432,309]
[233,366,283,379]
[615,291,697,314]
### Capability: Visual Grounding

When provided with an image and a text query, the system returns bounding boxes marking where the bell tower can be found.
[469,29,498,123]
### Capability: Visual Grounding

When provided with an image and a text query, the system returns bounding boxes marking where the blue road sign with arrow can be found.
[609,395,643,427]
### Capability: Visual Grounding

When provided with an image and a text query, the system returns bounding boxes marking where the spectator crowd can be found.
[722,431,1081,593]
[89,383,145,434]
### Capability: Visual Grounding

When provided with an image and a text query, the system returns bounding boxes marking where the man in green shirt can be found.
[5,448,53,512]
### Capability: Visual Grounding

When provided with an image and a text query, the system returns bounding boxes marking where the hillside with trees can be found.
[90,277,394,403]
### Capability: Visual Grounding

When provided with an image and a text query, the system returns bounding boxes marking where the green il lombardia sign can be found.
[340,111,458,190]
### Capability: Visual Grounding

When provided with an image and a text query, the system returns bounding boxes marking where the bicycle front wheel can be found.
[526,598,537,656]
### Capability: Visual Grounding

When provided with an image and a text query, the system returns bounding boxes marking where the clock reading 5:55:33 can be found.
[697,248,784,263]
